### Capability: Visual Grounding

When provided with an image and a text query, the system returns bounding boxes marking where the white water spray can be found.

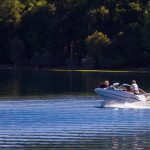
[104,101,150,109]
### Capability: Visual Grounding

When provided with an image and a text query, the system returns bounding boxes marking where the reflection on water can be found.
[0,70,150,96]
[0,97,150,149]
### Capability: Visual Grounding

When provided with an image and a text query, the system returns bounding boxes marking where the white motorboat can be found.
[94,83,150,102]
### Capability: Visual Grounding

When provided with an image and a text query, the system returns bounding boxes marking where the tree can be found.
[20,1,57,62]
[142,6,150,66]
[0,0,149,69]
[143,3,150,51]
[85,31,111,67]
[10,38,25,65]
[0,0,24,24]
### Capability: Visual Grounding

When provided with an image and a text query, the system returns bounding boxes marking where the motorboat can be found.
[94,83,150,102]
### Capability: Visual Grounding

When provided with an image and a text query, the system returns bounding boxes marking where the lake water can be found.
[0,70,150,149]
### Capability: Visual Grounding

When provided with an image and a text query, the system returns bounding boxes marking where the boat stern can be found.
[135,95,147,101]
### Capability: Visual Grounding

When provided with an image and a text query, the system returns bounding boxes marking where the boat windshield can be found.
[118,84,131,91]
[107,83,120,90]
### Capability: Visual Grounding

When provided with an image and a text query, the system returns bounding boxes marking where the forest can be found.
[0,0,150,69]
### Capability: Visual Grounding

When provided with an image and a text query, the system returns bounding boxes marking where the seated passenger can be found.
[99,80,109,88]
[130,80,139,94]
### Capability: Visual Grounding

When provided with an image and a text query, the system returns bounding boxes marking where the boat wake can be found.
[102,100,150,109]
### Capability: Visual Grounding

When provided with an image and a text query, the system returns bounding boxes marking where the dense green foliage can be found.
[0,0,150,69]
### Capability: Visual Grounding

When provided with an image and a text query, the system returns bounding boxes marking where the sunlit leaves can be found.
[0,0,24,24]
[22,0,47,13]
[99,6,109,16]
[86,31,111,46]
[48,3,57,14]
[85,31,111,57]
[89,6,109,17]
[128,2,142,12]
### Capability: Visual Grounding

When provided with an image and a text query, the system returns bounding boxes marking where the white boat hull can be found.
[94,88,147,102]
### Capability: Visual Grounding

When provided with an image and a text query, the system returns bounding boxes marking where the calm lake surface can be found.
[0,70,150,150]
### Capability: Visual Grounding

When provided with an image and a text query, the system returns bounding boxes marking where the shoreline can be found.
[0,65,149,73]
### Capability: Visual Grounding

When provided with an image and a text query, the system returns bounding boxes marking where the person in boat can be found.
[130,80,139,94]
[99,80,109,88]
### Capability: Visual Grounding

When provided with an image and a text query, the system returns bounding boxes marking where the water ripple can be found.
[0,97,150,149]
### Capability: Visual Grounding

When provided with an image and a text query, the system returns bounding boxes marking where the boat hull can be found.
[94,88,146,102]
